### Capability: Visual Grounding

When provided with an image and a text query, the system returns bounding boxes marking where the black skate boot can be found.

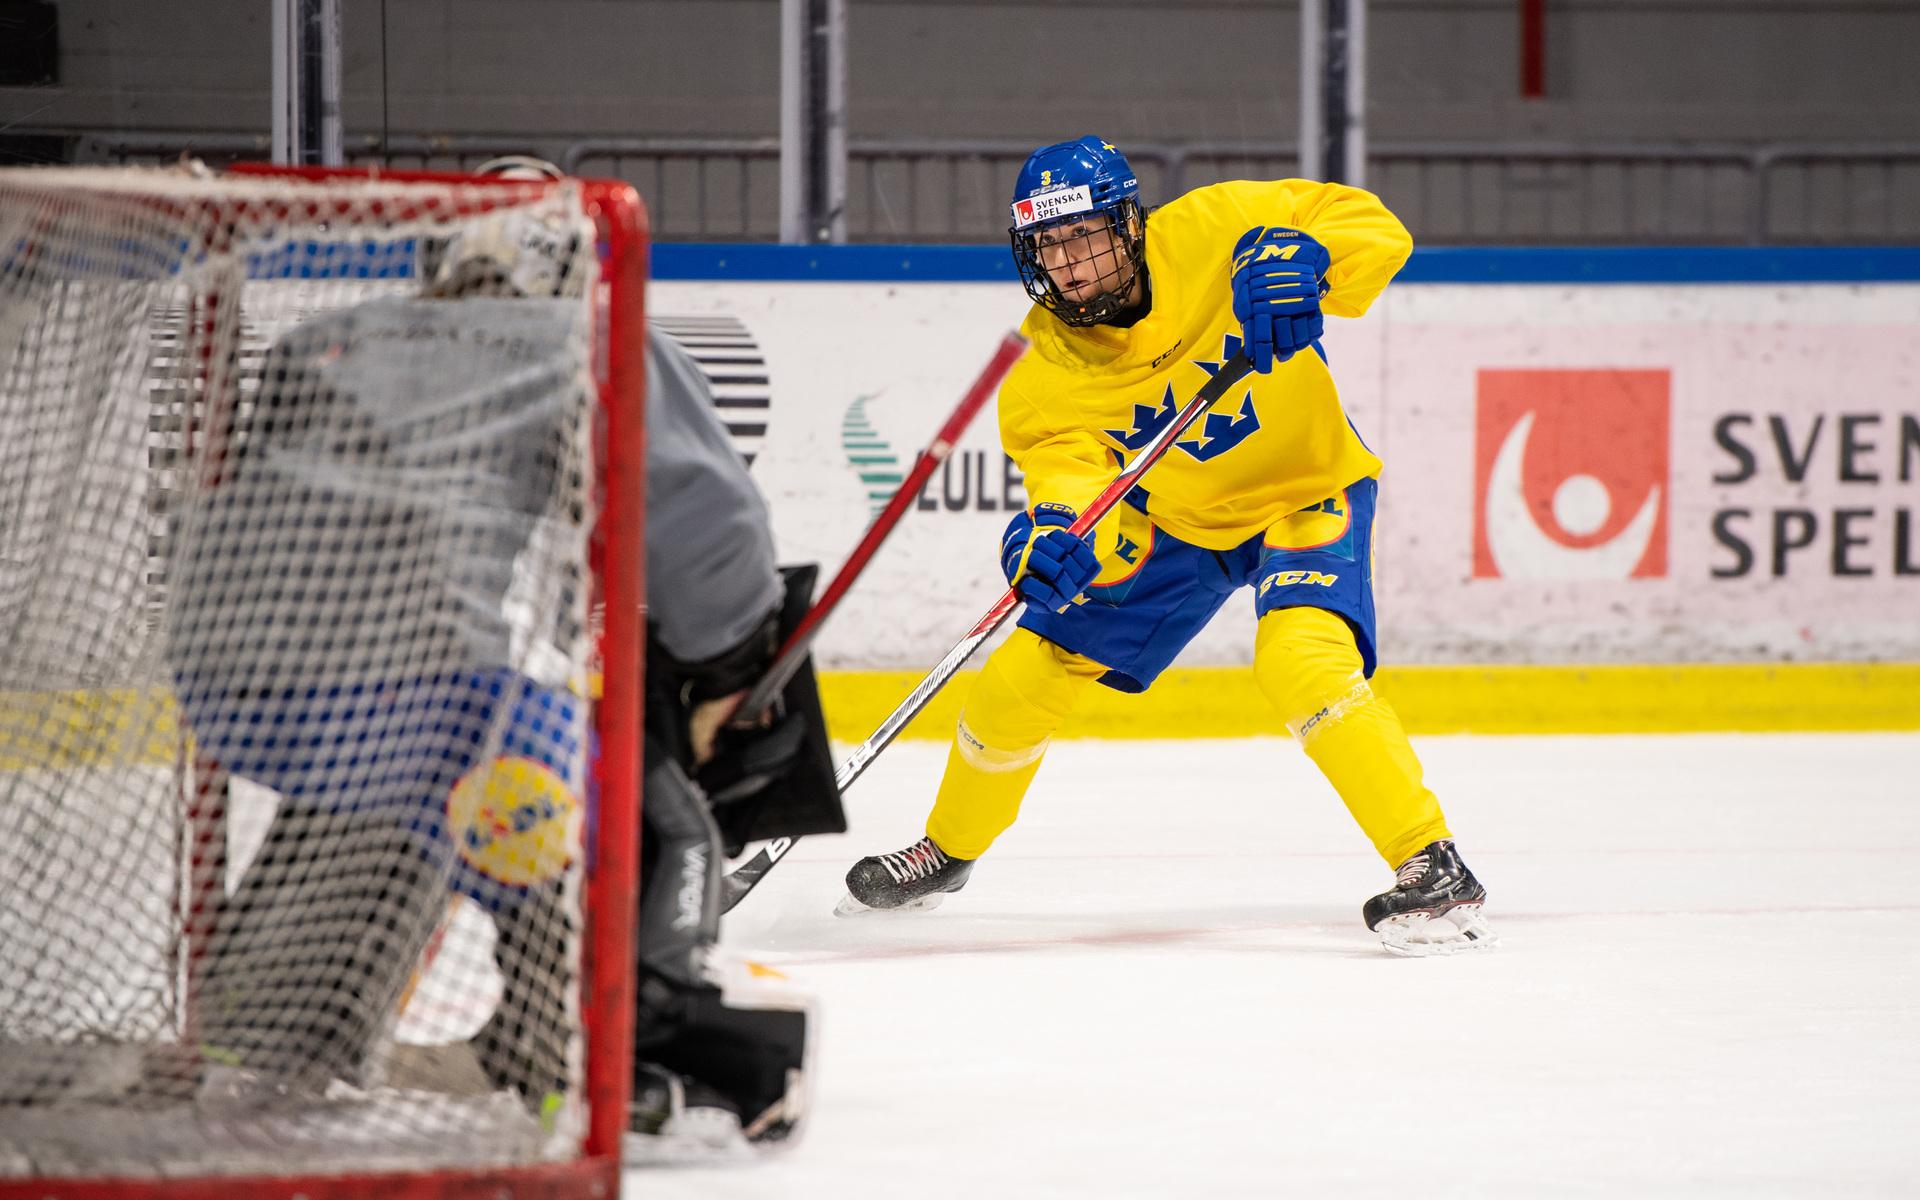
[1363,839,1498,956]
[835,835,974,916]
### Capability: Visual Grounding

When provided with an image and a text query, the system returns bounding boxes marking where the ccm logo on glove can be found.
[1000,502,1100,614]
[1230,226,1331,373]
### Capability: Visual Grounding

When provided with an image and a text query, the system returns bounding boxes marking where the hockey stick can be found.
[730,330,1028,724]
[720,353,1256,912]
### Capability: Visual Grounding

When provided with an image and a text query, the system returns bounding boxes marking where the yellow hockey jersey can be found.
[1001,178,1411,551]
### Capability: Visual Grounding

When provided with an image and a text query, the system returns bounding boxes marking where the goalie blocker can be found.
[650,563,845,855]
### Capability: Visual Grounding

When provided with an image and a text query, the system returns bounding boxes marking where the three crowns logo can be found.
[1104,335,1263,464]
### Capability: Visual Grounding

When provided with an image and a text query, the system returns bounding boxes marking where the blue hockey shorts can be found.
[1016,475,1381,693]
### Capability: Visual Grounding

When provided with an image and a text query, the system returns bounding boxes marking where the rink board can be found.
[651,246,1920,694]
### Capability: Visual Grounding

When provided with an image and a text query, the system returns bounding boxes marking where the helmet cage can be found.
[1009,198,1146,328]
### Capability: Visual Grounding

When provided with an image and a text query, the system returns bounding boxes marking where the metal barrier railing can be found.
[1368,141,1920,246]
[15,129,1920,246]
[32,131,571,176]
[573,136,1920,245]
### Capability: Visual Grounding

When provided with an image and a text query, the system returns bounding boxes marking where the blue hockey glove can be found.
[1000,502,1099,614]
[1230,226,1331,373]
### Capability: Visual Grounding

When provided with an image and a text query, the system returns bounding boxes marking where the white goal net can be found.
[0,165,644,1197]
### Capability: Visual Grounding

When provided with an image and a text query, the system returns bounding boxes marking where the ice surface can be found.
[639,732,1920,1199]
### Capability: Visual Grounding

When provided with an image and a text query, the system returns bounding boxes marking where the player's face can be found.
[1033,215,1134,304]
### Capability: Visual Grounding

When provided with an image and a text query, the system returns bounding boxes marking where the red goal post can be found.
[0,163,645,1199]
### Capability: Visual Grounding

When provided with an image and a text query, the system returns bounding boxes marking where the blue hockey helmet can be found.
[1008,136,1147,327]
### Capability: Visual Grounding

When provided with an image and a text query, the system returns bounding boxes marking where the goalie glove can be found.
[1230,225,1331,373]
[1000,502,1099,614]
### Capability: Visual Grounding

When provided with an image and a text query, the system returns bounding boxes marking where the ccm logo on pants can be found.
[1260,570,1339,595]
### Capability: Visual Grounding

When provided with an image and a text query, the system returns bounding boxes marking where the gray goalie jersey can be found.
[167,294,592,693]
[643,324,782,665]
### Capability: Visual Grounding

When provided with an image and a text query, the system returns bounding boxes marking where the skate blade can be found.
[1375,906,1500,957]
[832,891,947,918]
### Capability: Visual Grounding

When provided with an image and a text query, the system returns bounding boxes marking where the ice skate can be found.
[1363,839,1498,956]
[835,835,974,916]
[623,1063,755,1165]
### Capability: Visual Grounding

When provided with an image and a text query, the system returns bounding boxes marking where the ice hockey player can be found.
[838,137,1495,956]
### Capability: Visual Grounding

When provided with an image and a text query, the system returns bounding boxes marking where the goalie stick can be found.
[720,353,1257,912]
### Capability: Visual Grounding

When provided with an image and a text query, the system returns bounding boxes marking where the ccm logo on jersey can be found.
[1258,569,1339,595]
[1011,185,1094,228]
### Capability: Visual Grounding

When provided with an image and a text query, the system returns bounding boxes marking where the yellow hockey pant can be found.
[923,608,1448,868]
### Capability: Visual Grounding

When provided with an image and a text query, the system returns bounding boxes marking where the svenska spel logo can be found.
[1472,369,1671,580]
[1010,185,1093,229]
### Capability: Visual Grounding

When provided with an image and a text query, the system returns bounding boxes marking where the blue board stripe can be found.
[651,242,1920,284]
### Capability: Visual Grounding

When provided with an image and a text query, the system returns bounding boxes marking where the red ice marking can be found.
[779,923,1280,966]
[768,903,1920,966]
[779,845,1920,865]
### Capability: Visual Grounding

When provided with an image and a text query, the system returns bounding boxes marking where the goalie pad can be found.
[627,953,813,1165]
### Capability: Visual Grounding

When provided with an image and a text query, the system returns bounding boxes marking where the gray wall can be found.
[7,0,1919,145]
[6,1,1917,242]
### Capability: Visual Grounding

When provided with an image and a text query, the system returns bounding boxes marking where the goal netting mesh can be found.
[0,165,638,1188]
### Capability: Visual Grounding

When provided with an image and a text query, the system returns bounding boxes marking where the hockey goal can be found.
[0,165,645,1198]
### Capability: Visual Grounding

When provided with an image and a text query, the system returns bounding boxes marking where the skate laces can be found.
[1393,840,1462,889]
[1394,853,1431,888]
[878,837,949,884]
